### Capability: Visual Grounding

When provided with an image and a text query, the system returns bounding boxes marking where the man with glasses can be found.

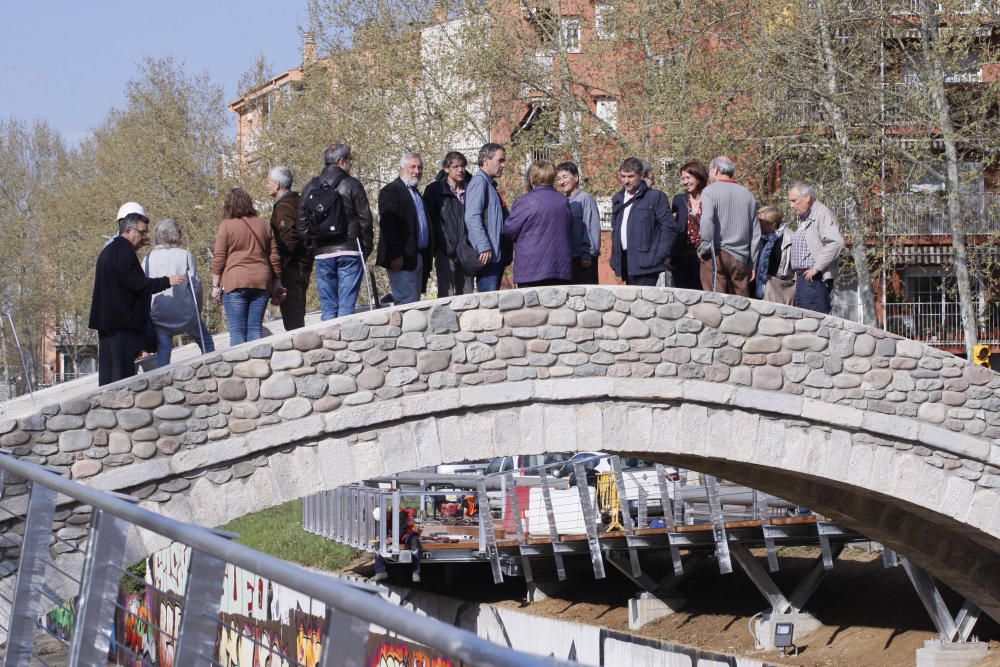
[422,151,473,296]
[464,143,509,292]
[89,203,187,385]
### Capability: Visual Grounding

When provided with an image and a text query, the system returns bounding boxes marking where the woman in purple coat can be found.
[503,160,575,287]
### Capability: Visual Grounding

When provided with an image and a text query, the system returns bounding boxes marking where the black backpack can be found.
[303,172,349,246]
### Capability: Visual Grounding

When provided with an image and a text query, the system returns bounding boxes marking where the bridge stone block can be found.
[459,309,502,331]
[460,382,533,408]
[58,429,92,453]
[99,389,133,409]
[233,359,271,378]
[847,442,877,489]
[311,438,353,490]
[918,424,989,461]
[349,438,383,481]
[684,380,735,406]
[679,404,711,457]
[378,428,418,474]
[270,350,303,371]
[412,418,444,467]
[278,398,312,420]
[327,375,357,395]
[544,405,579,453]
[863,411,919,440]
[46,415,84,432]
[940,475,977,522]
[71,459,101,479]
[732,387,802,417]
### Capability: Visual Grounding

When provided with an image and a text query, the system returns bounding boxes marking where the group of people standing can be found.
[610,155,845,316]
[88,142,844,387]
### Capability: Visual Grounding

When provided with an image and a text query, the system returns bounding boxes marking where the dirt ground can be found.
[351,546,1000,667]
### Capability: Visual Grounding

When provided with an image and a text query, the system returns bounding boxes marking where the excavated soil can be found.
[352,546,1000,666]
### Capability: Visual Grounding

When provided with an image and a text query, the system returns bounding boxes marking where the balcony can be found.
[881,192,1000,236]
[884,301,1000,346]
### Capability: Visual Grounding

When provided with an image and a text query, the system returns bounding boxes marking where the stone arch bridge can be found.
[1,286,999,619]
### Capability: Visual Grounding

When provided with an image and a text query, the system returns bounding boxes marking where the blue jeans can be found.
[794,274,833,314]
[316,255,364,320]
[473,262,504,292]
[223,288,270,345]
[388,253,424,305]
[155,320,215,368]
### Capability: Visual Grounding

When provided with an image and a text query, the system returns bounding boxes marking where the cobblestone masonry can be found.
[1,286,999,620]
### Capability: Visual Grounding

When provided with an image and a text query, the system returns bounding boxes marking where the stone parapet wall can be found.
[1,287,997,490]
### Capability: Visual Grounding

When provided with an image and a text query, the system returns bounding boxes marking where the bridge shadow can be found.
[350,549,1000,641]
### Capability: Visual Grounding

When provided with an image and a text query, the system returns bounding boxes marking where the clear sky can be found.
[0,0,308,145]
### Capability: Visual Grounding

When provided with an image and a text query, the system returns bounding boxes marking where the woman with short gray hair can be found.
[144,218,214,367]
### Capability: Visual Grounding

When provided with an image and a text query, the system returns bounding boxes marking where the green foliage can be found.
[220,499,358,571]
[0,56,233,393]
[120,559,148,596]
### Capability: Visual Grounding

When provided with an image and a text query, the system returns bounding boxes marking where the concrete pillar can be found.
[915,639,988,667]
[627,593,686,630]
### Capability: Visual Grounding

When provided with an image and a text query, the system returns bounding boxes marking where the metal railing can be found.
[0,451,566,667]
[305,454,803,582]
[881,192,1000,236]
[884,301,1000,346]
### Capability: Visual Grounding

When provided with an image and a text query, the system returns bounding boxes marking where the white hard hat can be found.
[116,202,147,221]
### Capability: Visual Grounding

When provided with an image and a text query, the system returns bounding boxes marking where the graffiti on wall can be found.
[44,599,76,640]
[111,592,157,666]
[108,542,329,666]
[368,636,457,667]
[109,541,452,667]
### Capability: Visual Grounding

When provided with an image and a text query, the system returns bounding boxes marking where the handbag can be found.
[240,218,284,305]
[456,181,507,275]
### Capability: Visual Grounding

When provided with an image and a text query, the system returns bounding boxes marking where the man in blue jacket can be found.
[463,143,508,292]
[610,157,675,286]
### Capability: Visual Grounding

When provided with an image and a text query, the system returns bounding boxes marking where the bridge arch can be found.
[0,287,998,617]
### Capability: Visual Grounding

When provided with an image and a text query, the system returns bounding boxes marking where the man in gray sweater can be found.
[698,156,760,297]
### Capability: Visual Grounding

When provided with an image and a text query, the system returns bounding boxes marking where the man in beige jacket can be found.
[787,182,845,314]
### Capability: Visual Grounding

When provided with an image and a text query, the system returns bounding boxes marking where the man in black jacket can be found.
[422,151,473,296]
[89,212,187,386]
[298,144,375,320]
[610,157,675,286]
[267,166,308,330]
[377,152,433,304]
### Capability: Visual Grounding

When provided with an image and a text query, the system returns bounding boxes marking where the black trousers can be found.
[572,255,600,284]
[671,252,702,290]
[620,252,660,286]
[517,278,571,288]
[435,251,473,297]
[98,329,143,386]
[280,262,312,331]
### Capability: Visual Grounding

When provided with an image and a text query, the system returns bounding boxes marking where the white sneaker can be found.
[411,572,421,584]
[373,572,388,582]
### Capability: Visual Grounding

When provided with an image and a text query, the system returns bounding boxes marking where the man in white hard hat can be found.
[105,202,148,246]
[90,203,187,385]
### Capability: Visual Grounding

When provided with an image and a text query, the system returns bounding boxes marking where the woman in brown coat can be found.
[211,188,283,345]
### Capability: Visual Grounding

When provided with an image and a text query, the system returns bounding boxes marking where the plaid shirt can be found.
[791,227,815,270]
